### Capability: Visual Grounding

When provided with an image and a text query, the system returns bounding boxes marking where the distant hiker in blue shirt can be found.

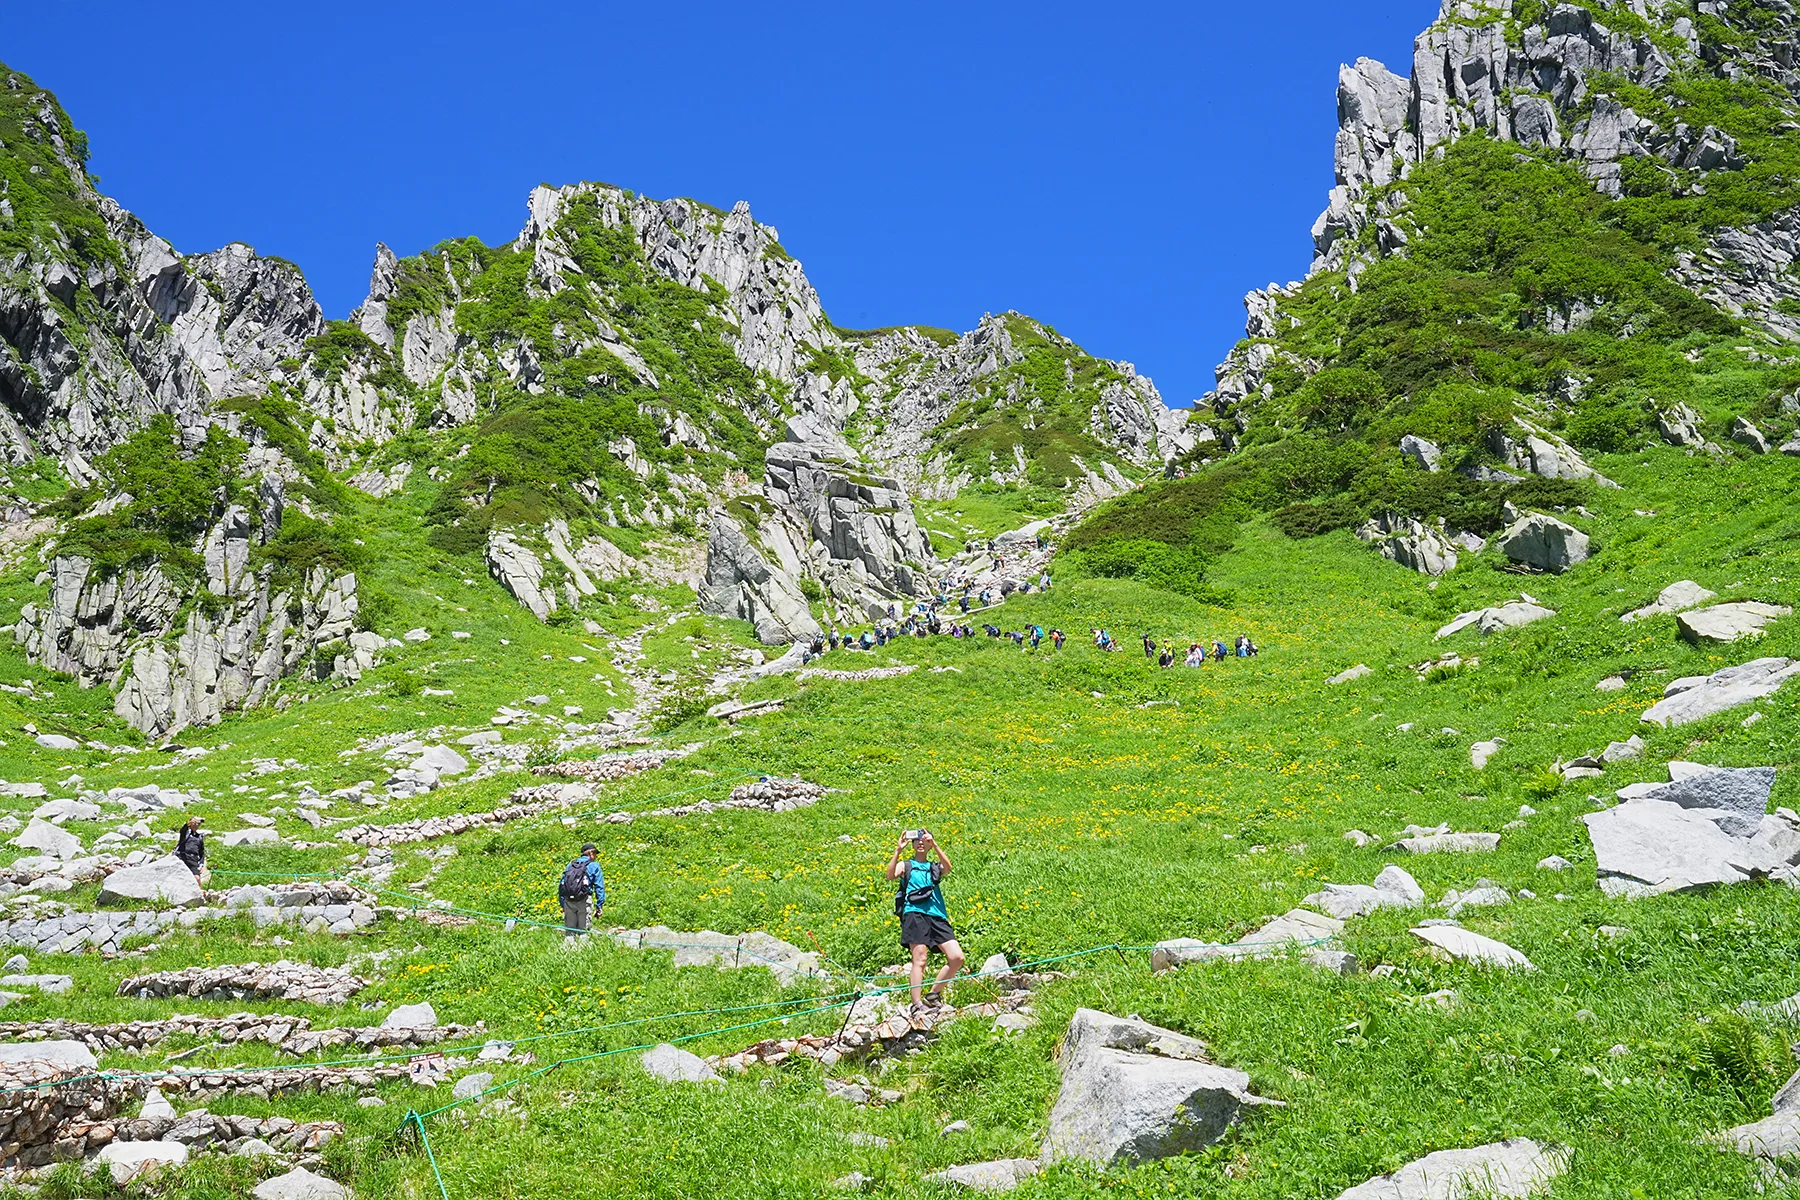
[558,843,605,937]
[886,829,964,1015]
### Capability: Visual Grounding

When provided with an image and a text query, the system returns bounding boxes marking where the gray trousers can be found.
[560,898,591,936]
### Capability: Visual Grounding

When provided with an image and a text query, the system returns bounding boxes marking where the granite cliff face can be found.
[0,49,1199,702]
[1200,0,1800,440]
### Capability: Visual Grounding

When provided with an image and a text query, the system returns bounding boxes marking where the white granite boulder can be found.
[642,1042,719,1084]
[99,855,204,908]
[1679,601,1791,644]
[1411,925,1534,970]
[1041,1009,1278,1167]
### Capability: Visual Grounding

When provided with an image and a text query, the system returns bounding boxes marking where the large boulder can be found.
[1497,513,1589,573]
[1041,1009,1277,1167]
[10,817,80,860]
[98,855,204,908]
[486,530,558,621]
[1582,767,1795,896]
[1435,602,1555,640]
[1334,1138,1568,1199]
[697,510,822,646]
[1677,601,1791,644]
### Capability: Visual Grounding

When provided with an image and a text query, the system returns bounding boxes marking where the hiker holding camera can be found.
[887,829,965,1014]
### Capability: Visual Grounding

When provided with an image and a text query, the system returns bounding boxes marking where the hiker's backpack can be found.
[558,860,591,903]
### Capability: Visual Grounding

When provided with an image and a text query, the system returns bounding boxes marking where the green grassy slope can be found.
[1,432,1794,1198]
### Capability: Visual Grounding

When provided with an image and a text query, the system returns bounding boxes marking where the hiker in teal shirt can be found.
[887,829,965,1015]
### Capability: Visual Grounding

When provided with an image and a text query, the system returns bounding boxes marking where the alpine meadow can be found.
[2,2,1800,1198]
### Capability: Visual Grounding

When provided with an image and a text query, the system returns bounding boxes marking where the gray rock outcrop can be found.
[485,531,557,621]
[1642,658,1800,727]
[15,547,367,738]
[1583,765,1795,896]
[1333,1138,1568,1200]
[97,856,203,908]
[1677,601,1791,644]
[698,510,821,646]
[1041,1008,1277,1167]
[1356,512,1468,576]
[1498,513,1589,574]
[700,439,936,639]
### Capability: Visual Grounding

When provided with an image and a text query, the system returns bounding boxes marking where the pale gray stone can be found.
[251,1167,351,1200]
[1498,513,1589,574]
[380,1002,437,1030]
[642,1042,719,1083]
[1041,1008,1276,1166]
[1334,1138,1568,1199]
[923,1159,1042,1193]
[1678,602,1791,644]
[99,855,204,908]
[1411,925,1534,971]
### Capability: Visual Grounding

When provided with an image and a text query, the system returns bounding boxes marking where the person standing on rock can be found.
[558,843,605,938]
[175,815,208,885]
[888,830,965,1015]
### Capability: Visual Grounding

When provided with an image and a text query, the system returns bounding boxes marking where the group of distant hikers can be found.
[551,829,961,1014]
[1088,630,1260,665]
[800,586,1062,662]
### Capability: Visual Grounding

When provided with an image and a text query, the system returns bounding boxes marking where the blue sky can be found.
[10,1,1434,406]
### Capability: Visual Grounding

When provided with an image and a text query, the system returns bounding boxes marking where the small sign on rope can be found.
[408,1052,447,1086]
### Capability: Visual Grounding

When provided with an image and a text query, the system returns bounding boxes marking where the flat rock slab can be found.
[1042,1008,1276,1167]
[0,1039,96,1069]
[1639,766,1775,837]
[1395,833,1500,854]
[380,1002,437,1031]
[220,827,280,846]
[252,1167,352,1200]
[642,1042,719,1083]
[1335,1138,1568,1199]
[1304,865,1424,920]
[923,1159,1042,1193]
[99,855,204,908]
[1411,926,1534,971]
[1329,665,1373,684]
[1642,657,1800,727]
[97,1139,189,1184]
[1678,601,1791,644]
[11,817,81,860]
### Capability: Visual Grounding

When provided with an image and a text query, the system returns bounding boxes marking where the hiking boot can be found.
[909,1001,930,1019]
[922,991,948,1011]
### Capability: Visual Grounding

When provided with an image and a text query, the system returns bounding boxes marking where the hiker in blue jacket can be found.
[558,843,606,937]
[887,829,965,1014]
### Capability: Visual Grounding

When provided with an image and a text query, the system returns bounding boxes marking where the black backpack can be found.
[558,860,591,903]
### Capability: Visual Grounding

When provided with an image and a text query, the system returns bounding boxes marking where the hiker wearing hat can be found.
[175,815,208,885]
[887,829,965,1014]
[558,843,606,937]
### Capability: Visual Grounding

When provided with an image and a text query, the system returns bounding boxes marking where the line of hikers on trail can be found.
[1089,629,1261,664]
[802,589,1063,661]
[556,828,965,1017]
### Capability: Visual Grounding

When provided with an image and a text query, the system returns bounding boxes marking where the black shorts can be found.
[900,912,956,949]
